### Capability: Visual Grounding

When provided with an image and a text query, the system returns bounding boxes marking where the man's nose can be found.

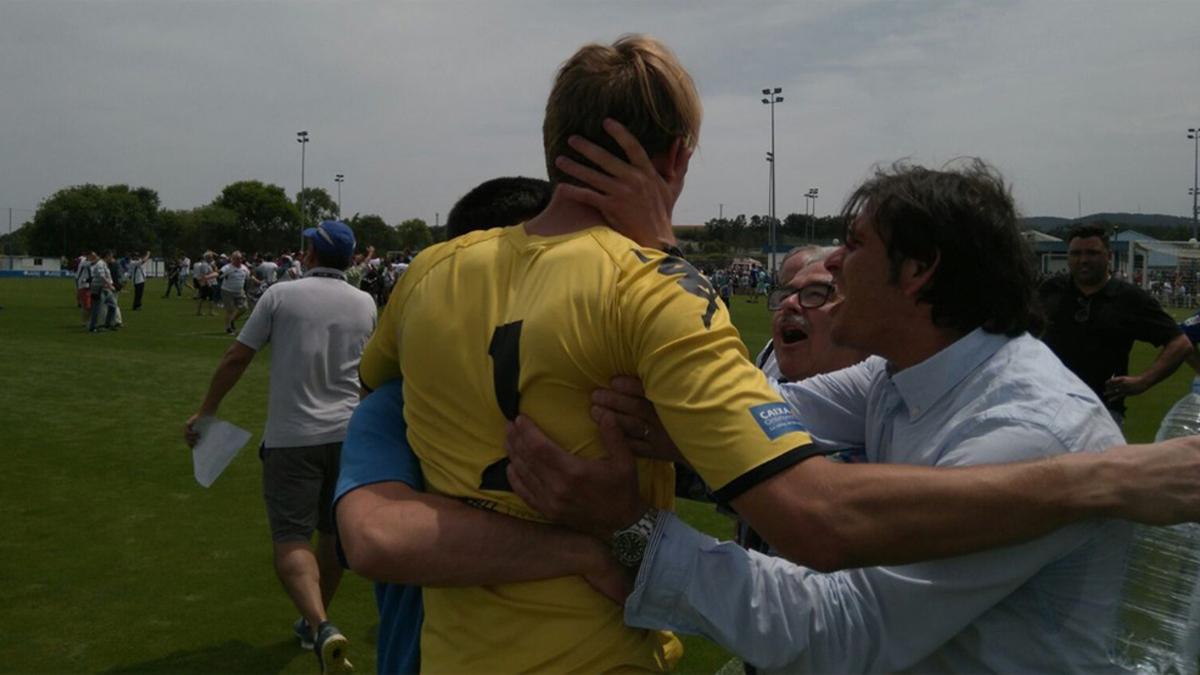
[825,247,845,275]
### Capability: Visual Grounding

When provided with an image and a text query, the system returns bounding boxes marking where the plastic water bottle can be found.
[1109,377,1200,674]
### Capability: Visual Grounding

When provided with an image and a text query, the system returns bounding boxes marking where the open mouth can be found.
[782,327,808,344]
[778,315,810,344]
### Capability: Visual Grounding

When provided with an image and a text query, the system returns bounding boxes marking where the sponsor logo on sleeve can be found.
[749,402,807,440]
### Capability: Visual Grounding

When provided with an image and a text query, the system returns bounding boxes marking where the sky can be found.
[2,0,1199,235]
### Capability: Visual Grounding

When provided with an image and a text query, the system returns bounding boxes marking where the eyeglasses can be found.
[767,282,836,311]
[1074,296,1092,323]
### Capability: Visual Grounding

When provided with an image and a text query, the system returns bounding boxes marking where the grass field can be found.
[0,277,1192,673]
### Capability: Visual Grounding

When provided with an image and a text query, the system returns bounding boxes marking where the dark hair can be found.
[1066,223,1110,249]
[313,248,352,271]
[841,159,1036,336]
[446,176,552,238]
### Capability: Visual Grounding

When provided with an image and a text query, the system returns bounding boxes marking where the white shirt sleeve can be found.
[626,499,1111,673]
[771,357,881,450]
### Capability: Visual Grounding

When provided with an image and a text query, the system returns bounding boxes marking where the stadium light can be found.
[761,86,784,273]
[335,173,345,216]
[805,187,820,242]
[297,130,310,251]
[1189,128,1199,241]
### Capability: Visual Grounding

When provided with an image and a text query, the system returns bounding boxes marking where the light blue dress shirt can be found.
[625,330,1132,673]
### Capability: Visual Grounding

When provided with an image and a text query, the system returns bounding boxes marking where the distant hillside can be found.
[1022,213,1194,230]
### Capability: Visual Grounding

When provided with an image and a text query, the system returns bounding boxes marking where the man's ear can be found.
[665,137,693,184]
[899,252,939,298]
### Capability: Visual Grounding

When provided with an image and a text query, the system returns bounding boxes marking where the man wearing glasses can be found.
[756,245,867,384]
[1038,223,1191,426]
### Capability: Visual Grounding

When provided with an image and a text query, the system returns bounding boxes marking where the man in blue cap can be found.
[185,220,376,674]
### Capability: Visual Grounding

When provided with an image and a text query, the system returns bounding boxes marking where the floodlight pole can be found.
[762,87,783,273]
[806,187,819,242]
[766,151,774,262]
[335,173,345,217]
[297,130,309,251]
[1190,127,1199,241]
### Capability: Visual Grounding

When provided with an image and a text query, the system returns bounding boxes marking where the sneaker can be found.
[314,621,352,673]
[293,618,314,650]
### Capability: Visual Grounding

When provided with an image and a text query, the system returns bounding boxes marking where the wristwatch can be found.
[611,507,660,568]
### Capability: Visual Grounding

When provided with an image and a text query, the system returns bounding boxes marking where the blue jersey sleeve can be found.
[1181,311,1200,345]
[335,378,425,505]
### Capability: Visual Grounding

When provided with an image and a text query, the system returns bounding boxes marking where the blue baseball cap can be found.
[303,220,356,259]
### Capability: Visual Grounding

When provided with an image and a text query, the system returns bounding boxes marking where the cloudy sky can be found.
[2,0,1198,234]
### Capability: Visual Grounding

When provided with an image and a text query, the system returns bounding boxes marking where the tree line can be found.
[0,181,435,258]
[8,180,1177,261]
[680,212,849,254]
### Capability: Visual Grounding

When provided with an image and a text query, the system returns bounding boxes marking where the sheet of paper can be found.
[191,416,252,488]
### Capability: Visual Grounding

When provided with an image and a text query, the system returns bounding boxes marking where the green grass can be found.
[0,281,1189,673]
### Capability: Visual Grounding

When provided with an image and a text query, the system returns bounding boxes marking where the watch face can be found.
[613,531,647,567]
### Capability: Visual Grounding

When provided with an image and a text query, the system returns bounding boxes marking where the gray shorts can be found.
[260,442,342,543]
[223,291,247,311]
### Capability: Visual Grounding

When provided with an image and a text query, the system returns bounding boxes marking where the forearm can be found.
[626,511,1025,673]
[1136,335,1191,389]
[198,349,252,414]
[338,482,613,587]
[735,452,1115,571]
[1185,349,1200,375]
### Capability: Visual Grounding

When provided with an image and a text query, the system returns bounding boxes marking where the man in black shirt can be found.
[1038,224,1192,425]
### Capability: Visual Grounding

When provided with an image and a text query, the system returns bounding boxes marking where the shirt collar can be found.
[888,328,1008,420]
[303,266,346,280]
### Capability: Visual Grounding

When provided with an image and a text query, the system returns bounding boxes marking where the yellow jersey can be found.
[360,224,814,673]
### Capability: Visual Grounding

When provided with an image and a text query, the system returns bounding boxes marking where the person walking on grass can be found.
[86,251,118,332]
[192,252,215,317]
[218,251,254,334]
[184,220,374,674]
[75,251,94,327]
[162,253,184,298]
[130,250,150,310]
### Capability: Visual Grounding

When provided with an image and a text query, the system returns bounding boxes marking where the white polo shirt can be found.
[220,263,250,294]
[236,267,377,448]
[192,261,212,285]
[256,261,279,284]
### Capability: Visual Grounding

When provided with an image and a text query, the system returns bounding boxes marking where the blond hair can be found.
[543,34,702,185]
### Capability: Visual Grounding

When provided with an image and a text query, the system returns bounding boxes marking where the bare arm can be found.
[336,481,627,596]
[507,412,1200,573]
[183,341,256,446]
[732,450,1114,572]
[337,380,631,601]
[1186,347,1200,375]
[1105,333,1191,401]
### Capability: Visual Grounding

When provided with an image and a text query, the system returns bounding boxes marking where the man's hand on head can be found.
[554,118,682,250]
[505,412,646,540]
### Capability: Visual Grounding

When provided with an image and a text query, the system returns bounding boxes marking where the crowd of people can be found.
[72,249,150,332]
[154,34,1200,675]
[72,246,415,336]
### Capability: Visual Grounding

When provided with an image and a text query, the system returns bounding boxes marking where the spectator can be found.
[1038,224,1192,426]
[184,220,375,673]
